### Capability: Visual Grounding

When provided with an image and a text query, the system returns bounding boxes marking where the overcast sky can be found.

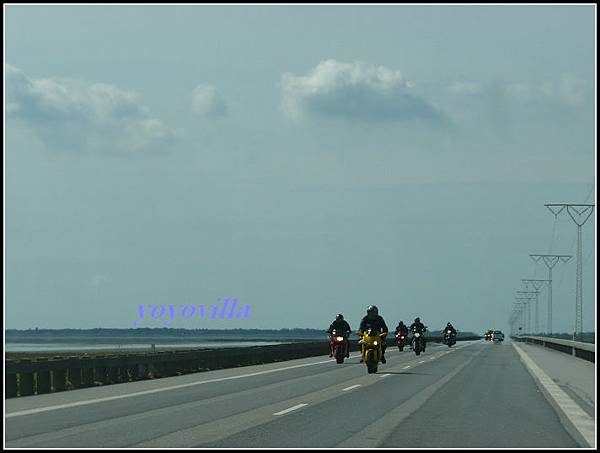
[5,5,596,333]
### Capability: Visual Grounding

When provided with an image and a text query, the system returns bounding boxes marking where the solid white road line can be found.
[513,343,595,448]
[273,403,308,416]
[342,384,362,391]
[379,374,391,378]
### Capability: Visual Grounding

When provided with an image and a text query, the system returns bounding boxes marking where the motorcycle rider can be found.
[395,320,409,349]
[409,317,427,352]
[327,314,352,358]
[442,321,456,337]
[444,322,457,336]
[357,305,389,364]
[395,321,409,336]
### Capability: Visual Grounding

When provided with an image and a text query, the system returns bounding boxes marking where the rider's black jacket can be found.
[359,315,389,334]
[409,321,426,333]
[327,320,351,335]
[444,325,457,336]
[395,323,409,335]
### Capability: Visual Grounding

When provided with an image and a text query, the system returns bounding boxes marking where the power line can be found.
[553,185,595,309]
[584,183,595,204]
[529,255,572,334]
[548,215,558,254]
[584,247,594,265]
[545,203,595,339]
[521,279,550,334]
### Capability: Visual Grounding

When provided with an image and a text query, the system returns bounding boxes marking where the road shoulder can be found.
[512,342,595,448]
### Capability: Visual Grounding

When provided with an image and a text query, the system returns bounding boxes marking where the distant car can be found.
[492,330,504,342]
[484,330,493,341]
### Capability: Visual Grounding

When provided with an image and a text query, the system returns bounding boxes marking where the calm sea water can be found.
[5,341,284,352]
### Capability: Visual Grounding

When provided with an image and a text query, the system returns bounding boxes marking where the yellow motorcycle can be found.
[359,329,387,374]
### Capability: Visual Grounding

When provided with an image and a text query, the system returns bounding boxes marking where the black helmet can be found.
[414,317,420,323]
[447,322,452,326]
[367,305,378,316]
[336,314,344,321]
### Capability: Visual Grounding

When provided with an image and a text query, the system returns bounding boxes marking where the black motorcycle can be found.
[443,330,456,347]
[411,327,427,356]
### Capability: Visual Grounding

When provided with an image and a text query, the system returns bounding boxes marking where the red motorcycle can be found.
[330,329,349,364]
[395,331,408,351]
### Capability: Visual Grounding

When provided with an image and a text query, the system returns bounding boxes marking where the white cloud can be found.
[191,84,226,116]
[447,82,483,95]
[557,73,586,106]
[504,76,587,106]
[91,274,109,287]
[448,74,587,107]
[5,64,176,153]
[504,82,554,102]
[281,59,444,123]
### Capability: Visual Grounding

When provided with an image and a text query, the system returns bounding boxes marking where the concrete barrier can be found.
[81,360,95,387]
[4,342,327,397]
[52,367,68,392]
[5,371,18,398]
[511,335,595,363]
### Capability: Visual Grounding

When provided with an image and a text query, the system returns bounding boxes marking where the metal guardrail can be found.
[511,335,595,363]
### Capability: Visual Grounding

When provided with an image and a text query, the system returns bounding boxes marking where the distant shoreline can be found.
[5,328,488,345]
[5,340,292,357]
[5,328,329,345]
[6,327,485,336]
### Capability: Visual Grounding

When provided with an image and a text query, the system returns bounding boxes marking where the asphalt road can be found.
[5,340,581,448]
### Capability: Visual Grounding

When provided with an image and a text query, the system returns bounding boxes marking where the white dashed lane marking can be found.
[6,356,348,418]
[273,403,308,416]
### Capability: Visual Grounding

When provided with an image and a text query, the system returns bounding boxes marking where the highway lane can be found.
[380,341,580,448]
[203,341,578,448]
[5,340,582,448]
[6,342,450,446]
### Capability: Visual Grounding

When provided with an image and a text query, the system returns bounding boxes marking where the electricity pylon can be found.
[545,204,595,339]
[513,301,529,335]
[521,279,550,334]
[516,291,537,334]
[510,303,526,335]
[510,304,522,335]
[530,254,572,334]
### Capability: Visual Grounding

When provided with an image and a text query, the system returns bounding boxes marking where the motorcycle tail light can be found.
[336,337,344,342]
